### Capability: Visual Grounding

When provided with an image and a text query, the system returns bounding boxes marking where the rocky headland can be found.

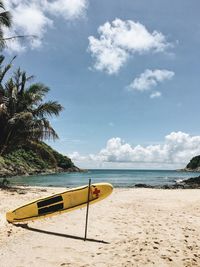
[0,142,84,179]
[180,155,200,172]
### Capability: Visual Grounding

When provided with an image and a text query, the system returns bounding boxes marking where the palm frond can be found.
[0,11,12,28]
[0,56,16,83]
[14,68,34,92]
[33,101,63,118]
[0,1,5,10]
[0,54,4,65]
[31,118,59,140]
[25,83,49,105]
[27,83,49,96]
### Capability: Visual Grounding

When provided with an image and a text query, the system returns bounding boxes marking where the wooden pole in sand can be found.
[84,178,91,241]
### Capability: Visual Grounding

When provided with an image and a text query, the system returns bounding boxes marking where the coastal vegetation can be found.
[185,155,200,171]
[0,57,79,177]
[0,142,78,178]
[0,1,79,179]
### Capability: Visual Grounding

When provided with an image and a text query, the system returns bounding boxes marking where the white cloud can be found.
[70,132,200,169]
[150,91,161,99]
[69,151,87,161]
[43,0,88,20]
[88,18,171,74]
[4,0,88,52]
[128,69,174,98]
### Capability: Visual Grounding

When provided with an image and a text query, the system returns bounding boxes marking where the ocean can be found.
[8,169,199,188]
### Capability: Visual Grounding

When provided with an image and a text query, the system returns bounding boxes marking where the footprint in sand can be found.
[7,229,12,236]
[161,255,173,262]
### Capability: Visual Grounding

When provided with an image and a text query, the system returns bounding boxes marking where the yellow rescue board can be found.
[6,183,113,223]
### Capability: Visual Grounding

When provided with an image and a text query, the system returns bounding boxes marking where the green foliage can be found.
[186,155,200,169]
[52,151,74,169]
[39,142,75,169]
[0,155,5,164]
[24,142,57,168]
[1,142,76,175]
[5,149,48,170]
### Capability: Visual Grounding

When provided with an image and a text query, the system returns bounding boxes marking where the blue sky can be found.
[3,0,200,169]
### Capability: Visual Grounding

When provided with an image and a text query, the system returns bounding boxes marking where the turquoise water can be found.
[8,169,200,188]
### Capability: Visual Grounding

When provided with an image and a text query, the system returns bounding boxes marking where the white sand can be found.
[0,187,200,267]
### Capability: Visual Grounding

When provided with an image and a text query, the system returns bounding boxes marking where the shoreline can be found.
[1,168,200,190]
[0,166,87,180]
[2,176,200,190]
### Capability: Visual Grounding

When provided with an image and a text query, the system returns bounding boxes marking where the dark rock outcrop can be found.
[134,176,200,189]
[134,183,154,188]
[182,155,200,172]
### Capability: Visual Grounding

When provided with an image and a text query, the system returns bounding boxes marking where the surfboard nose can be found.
[105,183,113,192]
[108,183,113,190]
[104,183,113,189]
[99,183,113,197]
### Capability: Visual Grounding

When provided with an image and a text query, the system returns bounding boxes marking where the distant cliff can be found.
[183,155,200,172]
[0,142,82,178]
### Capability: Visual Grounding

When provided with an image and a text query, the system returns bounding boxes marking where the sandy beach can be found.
[0,187,200,267]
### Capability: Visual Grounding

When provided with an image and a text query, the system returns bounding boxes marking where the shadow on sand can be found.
[14,223,109,244]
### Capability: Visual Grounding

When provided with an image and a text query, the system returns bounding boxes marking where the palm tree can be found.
[0,57,63,155]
